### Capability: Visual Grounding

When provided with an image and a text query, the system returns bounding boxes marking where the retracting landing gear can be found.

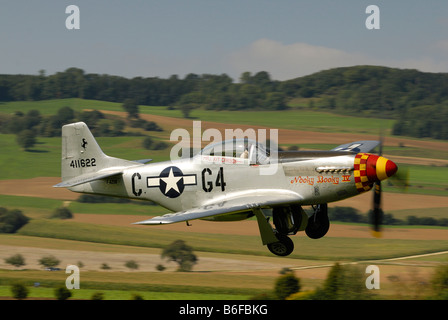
[305,204,330,239]
[254,204,330,256]
[253,206,308,257]
[267,234,294,257]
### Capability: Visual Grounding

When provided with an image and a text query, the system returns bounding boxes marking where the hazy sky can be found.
[1,0,447,81]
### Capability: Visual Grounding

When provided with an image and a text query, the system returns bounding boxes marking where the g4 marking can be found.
[201,167,226,192]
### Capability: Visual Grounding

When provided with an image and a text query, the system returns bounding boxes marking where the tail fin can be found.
[57,122,138,187]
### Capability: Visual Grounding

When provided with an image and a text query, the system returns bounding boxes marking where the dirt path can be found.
[0,244,296,272]
[0,177,78,200]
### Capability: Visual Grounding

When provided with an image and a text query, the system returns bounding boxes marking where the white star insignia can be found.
[161,168,182,194]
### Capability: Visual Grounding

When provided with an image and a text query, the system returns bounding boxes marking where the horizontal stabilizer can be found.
[133,189,302,225]
[53,168,124,188]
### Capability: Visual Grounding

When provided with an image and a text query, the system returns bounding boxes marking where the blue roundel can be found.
[146,166,197,198]
[158,166,185,198]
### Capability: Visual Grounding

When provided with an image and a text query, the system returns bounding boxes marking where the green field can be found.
[0,195,63,211]
[0,194,169,221]
[1,98,447,300]
[140,105,396,134]
[390,207,448,220]
[0,99,123,116]
[12,218,448,261]
[0,285,250,300]
[0,134,170,180]
[0,98,395,133]
[1,225,447,300]
[0,267,259,300]
[0,194,446,261]
[0,122,446,195]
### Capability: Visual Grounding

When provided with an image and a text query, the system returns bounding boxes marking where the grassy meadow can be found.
[0,97,418,135]
[1,98,447,193]
[14,218,448,261]
[0,285,251,300]
[0,98,447,300]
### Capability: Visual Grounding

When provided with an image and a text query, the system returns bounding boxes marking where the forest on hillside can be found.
[0,65,447,139]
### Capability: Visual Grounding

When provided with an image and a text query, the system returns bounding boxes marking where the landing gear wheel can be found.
[267,234,294,256]
[305,204,330,239]
[305,218,329,239]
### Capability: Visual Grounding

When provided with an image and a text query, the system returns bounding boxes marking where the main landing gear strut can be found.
[254,204,330,257]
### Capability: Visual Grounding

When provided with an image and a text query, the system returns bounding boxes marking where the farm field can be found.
[2,98,393,133]
[0,98,447,300]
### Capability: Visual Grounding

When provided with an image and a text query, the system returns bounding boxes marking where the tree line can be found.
[1,65,447,139]
[330,206,448,227]
[0,68,287,110]
[284,65,448,139]
[0,104,163,150]
[251,263,448,300]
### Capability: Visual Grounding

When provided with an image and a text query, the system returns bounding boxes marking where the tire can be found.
[305,214,330,239]
[267,235,294,256]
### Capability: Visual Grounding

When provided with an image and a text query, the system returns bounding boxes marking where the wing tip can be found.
[133,220,167,225]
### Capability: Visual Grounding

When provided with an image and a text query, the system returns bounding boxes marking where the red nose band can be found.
[354,153,398,193]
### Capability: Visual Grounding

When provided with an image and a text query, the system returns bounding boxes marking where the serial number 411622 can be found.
[69,158,96,168]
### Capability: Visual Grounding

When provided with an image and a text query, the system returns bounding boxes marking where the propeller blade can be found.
[372,134,383,238]
[371,181,383,238]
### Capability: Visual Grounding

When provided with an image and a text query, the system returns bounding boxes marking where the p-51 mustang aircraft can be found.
[54,122,398,256]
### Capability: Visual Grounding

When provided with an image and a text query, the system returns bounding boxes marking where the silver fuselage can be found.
[69,151,360,213]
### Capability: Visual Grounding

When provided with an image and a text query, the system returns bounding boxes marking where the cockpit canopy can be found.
[198,139,270,165]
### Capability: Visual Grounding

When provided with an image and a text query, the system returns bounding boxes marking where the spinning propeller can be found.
[370,138,408,237]
[371,139,384,238]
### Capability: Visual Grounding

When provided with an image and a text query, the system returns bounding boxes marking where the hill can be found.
[0,97,447,300]
[1,65,448,139]
[285,65,448,115]
[284,66,448,139]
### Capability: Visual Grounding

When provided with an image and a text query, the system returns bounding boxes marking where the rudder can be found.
[61,122,107,182]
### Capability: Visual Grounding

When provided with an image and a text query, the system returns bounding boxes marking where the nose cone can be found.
[354,153,398,193]
[383,158,398,179]
[366,154,398,182]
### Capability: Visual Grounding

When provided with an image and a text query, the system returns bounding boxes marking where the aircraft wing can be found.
[331,140,380,153]
[133,189,302,225]
[132,159,152,164]
[53,168,124,188]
